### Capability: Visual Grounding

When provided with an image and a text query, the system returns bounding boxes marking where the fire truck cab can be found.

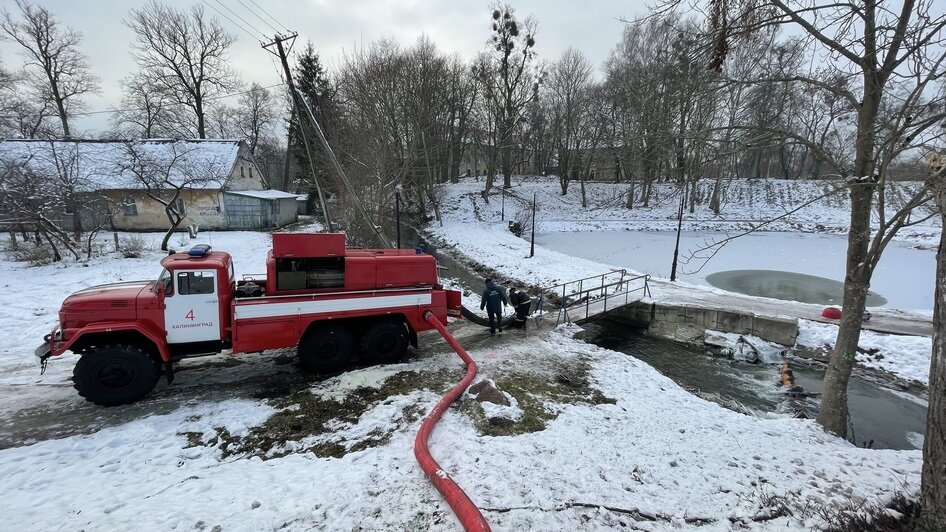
[37,233,462,406]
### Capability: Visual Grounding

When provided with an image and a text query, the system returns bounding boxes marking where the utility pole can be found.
[530,192,536,258]
[501,187,505,221]
[670,188,685,282]
[395,190,401,249]
[263,33,332,231]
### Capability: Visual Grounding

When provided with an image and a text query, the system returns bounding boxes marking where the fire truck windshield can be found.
[156,268,173,295]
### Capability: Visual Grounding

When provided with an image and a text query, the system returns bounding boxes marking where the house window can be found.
[270,200,280,215]
[241,165,245,178]
[122,198,138,216]
[169,198,185,216]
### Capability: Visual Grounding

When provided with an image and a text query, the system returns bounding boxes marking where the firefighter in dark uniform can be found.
[508,286,533,330]
[480,278,509,335]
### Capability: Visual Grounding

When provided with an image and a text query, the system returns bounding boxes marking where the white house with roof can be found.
[0,138,298,231]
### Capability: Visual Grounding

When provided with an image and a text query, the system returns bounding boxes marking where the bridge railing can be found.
[533,269,651,326]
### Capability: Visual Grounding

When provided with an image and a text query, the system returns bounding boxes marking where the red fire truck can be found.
[36,233,463,406]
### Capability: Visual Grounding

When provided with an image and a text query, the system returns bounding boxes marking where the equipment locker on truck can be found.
[36,232,463,406]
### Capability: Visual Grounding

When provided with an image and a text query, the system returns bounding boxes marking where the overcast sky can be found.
[0,0,652,135]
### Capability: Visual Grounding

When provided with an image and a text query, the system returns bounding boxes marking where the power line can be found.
[212,0,269,39]
[248,0,291,34]
[235,0,281,35]
[200,0,262,42]
[52,82,286,118]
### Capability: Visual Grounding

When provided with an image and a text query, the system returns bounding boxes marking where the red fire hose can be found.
[416,311,491,532]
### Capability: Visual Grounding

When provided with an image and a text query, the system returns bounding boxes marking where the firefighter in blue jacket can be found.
[480,278,509,335]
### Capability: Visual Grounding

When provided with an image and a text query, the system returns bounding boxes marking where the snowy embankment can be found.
[464,175,938,246]
[798,320,933,384]
[0,327,921,530]
[429,176,935,385]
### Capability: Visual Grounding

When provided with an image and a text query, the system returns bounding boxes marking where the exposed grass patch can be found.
[822,493,924,532]
[183,368,460,460]
[461,359,615,437]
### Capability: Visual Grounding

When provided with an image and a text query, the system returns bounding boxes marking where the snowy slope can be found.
[442,176,938,246]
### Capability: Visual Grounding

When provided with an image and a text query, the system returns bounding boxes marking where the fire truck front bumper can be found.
[34,342,51,362]
[35,327,63,365]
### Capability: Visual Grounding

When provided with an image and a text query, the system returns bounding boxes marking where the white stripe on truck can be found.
[234,293,433,320]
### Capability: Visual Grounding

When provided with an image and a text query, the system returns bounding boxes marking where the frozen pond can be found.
[536,230,935,311]
[705,269,887,306]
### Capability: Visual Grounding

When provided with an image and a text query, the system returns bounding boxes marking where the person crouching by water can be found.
[480,278,509,335]
[508,286,533,330]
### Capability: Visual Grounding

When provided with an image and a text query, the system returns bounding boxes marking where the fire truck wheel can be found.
[298,324,354,373]
[361,320,409,363]
[73,345,160,406]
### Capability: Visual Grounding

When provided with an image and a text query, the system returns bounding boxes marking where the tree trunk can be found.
[688,178,697,214]
[8,230,18,251]
[50,83,70,138]
[501,117,513,188]
[922,177,946,529]
[817,80,881,437]
[710,176,722,214]
[195,96,206,139]
[39,226,62,262]
[160,206,184,252]
[482,167,495,201]
[621,158,634,210]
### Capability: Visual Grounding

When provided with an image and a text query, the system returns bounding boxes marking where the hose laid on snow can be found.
[460,304,516,328]
[416,311,491,532]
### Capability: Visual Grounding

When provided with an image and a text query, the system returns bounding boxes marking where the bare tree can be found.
[0,144,81,261]
[662,0,946,438]
[548,48,593,196]
[445,54,479,184]
[485,3,539,190]
[125,2,236,139]
[235,83,277,156]
[112,73,172,138]
[0,0,98,138]
[605,17,676,207]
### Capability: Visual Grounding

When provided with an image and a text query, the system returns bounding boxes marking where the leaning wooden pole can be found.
[264,34,332,231]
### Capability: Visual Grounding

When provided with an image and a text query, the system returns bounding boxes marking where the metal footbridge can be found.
[536,269,652,326]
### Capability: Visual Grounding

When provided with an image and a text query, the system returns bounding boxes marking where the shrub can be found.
[11,243,54,266]
[120,235,147,258]
[510,208,533,237]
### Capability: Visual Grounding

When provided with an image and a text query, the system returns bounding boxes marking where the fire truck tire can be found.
[361,320,409,363]
[298,324,354,373]
[73,344,160,406]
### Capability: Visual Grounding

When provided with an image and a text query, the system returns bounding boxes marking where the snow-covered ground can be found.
[0,325,922,530]
[0,177,933,530]
[797,320,933,385]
